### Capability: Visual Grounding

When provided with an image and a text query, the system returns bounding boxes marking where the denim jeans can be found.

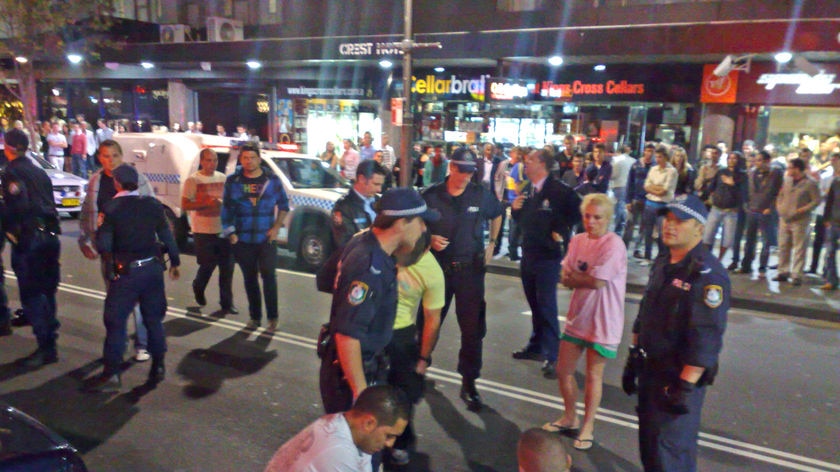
[233,241,278,322]
[703,207,737,249]
[823,223,839,286]
[71,153,87,178]
[741,211,773,271]
[613,186,627,235]
[641,200,666,260]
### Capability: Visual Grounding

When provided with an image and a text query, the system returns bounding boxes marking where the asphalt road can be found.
[0,222,838,472]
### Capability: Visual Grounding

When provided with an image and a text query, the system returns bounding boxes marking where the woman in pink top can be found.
[543,193,627,451]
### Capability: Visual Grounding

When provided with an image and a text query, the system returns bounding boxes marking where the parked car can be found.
[27,155,87,218]
[0,402,88,471]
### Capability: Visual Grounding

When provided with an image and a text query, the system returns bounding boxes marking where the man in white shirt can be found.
[610,145,635,236]
[182,149,237,314]
[639,146,678,264]
[380,132,396,171]
[264,385,409,472]
[46,122,67,171]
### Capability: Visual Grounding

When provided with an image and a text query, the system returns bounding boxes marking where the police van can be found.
[113,132,349,270]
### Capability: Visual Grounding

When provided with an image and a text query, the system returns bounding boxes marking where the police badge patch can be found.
[347,281,369,306]
[703,285,723,308]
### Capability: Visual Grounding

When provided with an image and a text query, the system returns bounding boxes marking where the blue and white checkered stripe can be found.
[144,173,181,184]
[290,195,333,211]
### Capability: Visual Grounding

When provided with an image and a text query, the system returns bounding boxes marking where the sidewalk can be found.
[487,250,840,323]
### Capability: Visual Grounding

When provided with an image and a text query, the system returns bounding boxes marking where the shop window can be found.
[497,0,545,12]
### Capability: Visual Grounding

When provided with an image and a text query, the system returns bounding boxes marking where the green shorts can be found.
[560,333,618,359]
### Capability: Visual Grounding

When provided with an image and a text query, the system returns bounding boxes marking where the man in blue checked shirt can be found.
[222,143,289,331]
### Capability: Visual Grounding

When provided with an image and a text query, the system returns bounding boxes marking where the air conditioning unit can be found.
[207,17,244,42]
[160,24,190,43]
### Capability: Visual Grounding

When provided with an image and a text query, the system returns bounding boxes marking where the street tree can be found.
[0,1,113,148]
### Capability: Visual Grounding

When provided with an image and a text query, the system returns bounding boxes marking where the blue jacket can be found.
[626,159,653,203]
[222,165,289,244]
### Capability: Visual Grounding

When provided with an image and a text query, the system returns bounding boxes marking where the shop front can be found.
[701,61,840,164]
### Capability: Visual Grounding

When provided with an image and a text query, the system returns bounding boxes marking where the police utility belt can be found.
[440,253,485,275]
[108,256,162,281]
[634,346,718,387]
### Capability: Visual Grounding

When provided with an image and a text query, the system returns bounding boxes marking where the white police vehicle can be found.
[113,133,349,271]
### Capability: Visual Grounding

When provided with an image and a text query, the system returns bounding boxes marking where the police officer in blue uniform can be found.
[86,165,181,392]
[421,148,503,411]
[330,159,387,249]
[1,129,62,367]
[320,187,439,414]
[623,194,729,471]
[511,148,581,378]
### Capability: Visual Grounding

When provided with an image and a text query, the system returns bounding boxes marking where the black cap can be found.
[449,147,478,173]
[378,187,440,222]
[112,164,139,187]
[4,128,28,152]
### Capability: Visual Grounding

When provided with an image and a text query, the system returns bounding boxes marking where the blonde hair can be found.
[580,193,614,222]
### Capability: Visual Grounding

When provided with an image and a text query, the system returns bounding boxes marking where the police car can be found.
[29,154,87,218]
[113,133,349,271]
[0,402,89,471]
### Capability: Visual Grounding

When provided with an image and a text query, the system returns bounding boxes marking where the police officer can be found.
[623,194,730,471]
[1,128,62,367]
[511,148,581,378]
[421,147,503,411]
[86,165,181,392]
[331,159,387,249]
[320,187,439,414]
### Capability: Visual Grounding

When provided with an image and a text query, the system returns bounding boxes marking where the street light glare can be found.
[67,54,83,64]
[774,52,793,64]
[246,60,262,69]
[434,66,445,73]
[15,56,28,64]
[141,62,155,69]
[379,59,393,69]
[548,55,563,66]
[594,64,606,71]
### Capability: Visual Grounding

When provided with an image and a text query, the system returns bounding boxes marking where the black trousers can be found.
[387,325,425,450]
[232,241,278,322]
[437,262,487,380]
[192,233,234,309]
[11,234,60,350]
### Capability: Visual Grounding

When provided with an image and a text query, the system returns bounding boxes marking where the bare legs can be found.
[554,340,607,446]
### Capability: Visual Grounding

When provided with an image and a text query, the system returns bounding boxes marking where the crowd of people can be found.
[1,117,838,470]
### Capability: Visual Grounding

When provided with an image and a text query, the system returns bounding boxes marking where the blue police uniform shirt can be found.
[330,230,397,358]
[633,242,729,370]
[422,179,503,262]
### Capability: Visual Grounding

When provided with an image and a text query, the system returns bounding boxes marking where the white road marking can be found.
[7,273,840,471]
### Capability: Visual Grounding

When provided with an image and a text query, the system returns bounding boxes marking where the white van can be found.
[113,132,349,270]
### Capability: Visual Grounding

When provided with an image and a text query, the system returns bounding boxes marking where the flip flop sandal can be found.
[541,421,580,434]
[573,437,595,451]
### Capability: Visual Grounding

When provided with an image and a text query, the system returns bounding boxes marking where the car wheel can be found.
[297,225,332,272]
[164,207,188,250]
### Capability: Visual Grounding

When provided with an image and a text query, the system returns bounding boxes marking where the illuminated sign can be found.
[412,74,489,101]
[486,78,530,102]
[756,73,840,95]
[700,64,738,104]
[536,80,645,100]
[338,42,404,57]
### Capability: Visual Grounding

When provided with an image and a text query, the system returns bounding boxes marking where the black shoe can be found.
[0,323,11,337]
[633,251,644,260]
[768,264,779,270]
[508,254,520,262]
[758,266,767,274]
[772,274,789,282]
[222,306,239,315]
[511,348,541,361]
[737,267,751,274]
[148,359,165,384]
[10,309,29,327]
[541,360,557,379]
[791,278,802,287]
[727,262,738,271]
[460,378,483,412]
[193,286,206,307]
[22,348,58,368]
[85,373,121,393]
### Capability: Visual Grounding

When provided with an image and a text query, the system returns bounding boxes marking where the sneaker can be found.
[639,259,652,267]
[390,448,410,466]
[266,320,278,332]
[134,349,151,362]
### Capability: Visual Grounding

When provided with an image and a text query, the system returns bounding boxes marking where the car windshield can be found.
[30,154,57,170]
[270,157,350,189]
